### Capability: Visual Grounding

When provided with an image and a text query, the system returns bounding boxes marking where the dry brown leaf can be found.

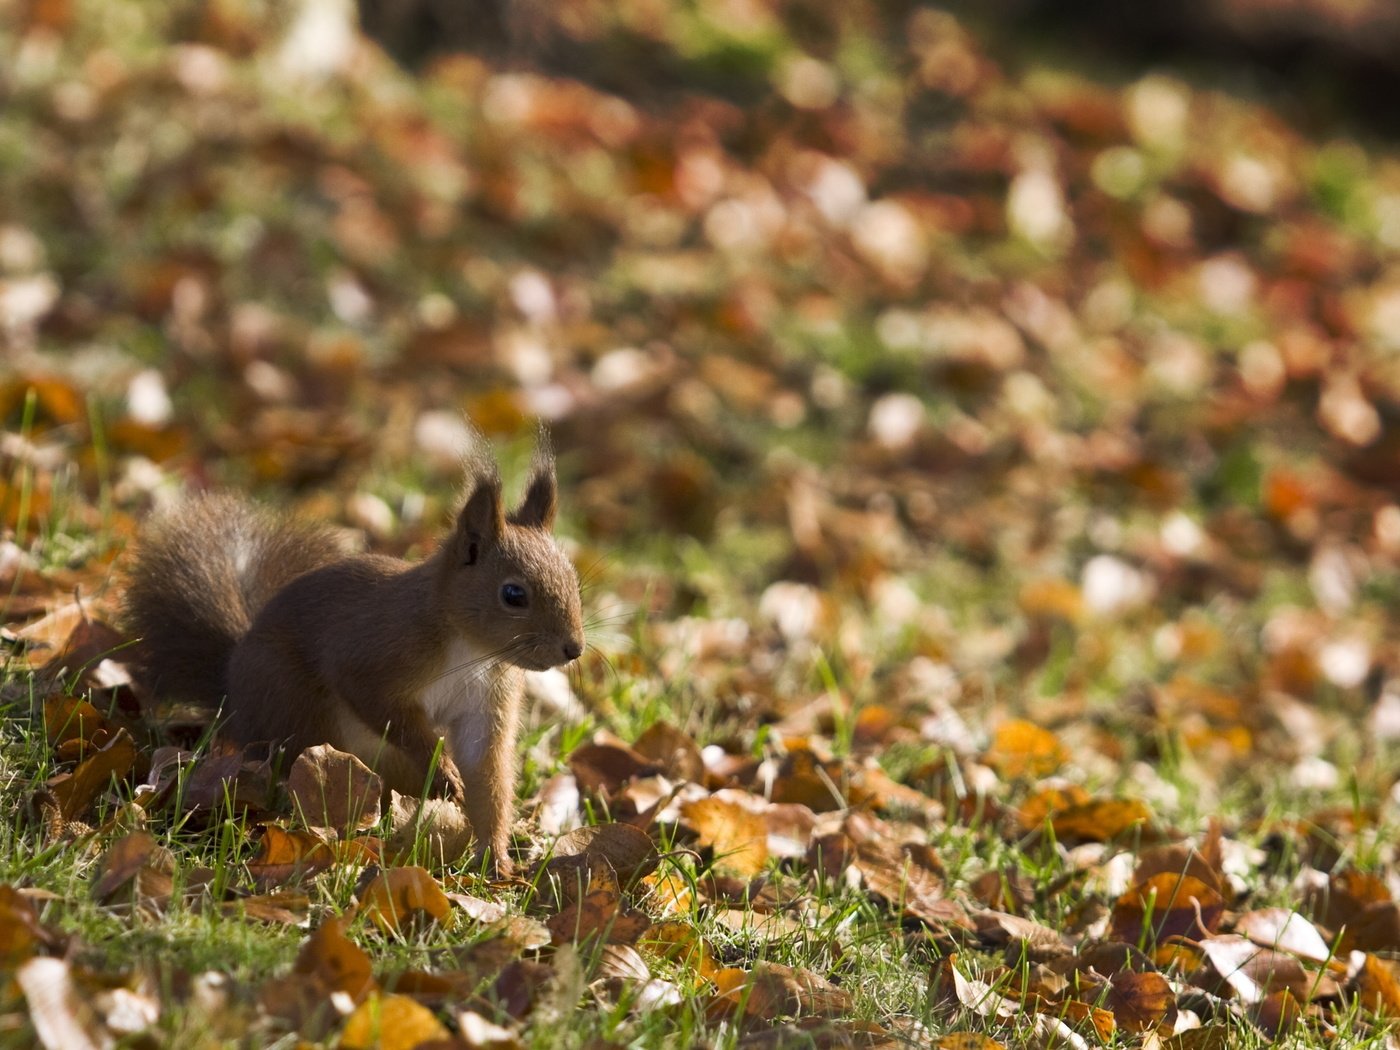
[1252,988,1305,1038]
[42,694,107,750]
[358,867,454,936]
[681,794,768,877]
[1104,969,1176,1034]
[770,748,845,812]
[548,822,661,884]
[847,832,967,933]
[638,919,721,987]
[445,891,507,925]
[1017,785,1091,831]
[1132,842,1232,904]
[0,885,59,967]
[972,910,1068,958]
[546,856,651,946]
[48,728,136,821]
[931,954,1019,1020]
[492,959,556,1019]
[1110,873,1224,945]
[1198,935,1324,1004]
[1161,1028,1233,1050]
[92,831,173,905]
[17,956,114,1050]
[384,792,473,864]
[340,993,450,1049]
[569,740,659,796]
[180,748,274,815]
[632,720,705,783]
[1054,998,1115,1040]
[287,743,381,834]
[293,916,377,1002]
[710,961,853,1021]
[1019,577,1083,622]
[223,890,311,925]
[488,915,552,953]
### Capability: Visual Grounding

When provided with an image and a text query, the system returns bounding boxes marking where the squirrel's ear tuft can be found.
[509,425,557,530]
[455,421,504,561]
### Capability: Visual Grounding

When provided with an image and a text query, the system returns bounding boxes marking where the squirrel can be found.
[121,428,584,870]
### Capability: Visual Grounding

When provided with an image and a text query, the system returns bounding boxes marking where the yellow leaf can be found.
[339,993,449,1049]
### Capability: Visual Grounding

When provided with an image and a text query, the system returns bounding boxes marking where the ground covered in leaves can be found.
[5,0,1400,1047]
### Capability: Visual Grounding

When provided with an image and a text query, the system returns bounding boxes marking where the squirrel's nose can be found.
[562,639,582,662]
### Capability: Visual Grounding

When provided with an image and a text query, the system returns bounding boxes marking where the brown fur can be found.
[122,434,583,869]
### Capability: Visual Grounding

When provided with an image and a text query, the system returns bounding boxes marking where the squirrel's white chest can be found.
[417,637,497,724]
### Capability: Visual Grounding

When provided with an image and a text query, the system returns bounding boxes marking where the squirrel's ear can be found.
[455,478,503,565]
[509,426,557,530]
[455,426,504,564]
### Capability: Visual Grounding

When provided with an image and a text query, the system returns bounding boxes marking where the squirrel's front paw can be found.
[429,758,467,805]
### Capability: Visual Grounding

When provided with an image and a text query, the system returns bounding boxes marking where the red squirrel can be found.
[122,429,584,869]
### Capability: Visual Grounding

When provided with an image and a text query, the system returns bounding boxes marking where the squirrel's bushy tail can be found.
[122,493,347,708]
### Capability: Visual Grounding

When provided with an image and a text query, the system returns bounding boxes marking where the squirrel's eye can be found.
[501,583,529,608]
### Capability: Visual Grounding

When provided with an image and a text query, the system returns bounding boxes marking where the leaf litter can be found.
[5,0,1400,1046]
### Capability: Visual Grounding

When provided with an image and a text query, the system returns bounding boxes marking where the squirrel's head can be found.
[442,427,584,671]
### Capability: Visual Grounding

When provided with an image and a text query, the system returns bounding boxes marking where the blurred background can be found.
[6,0,1400,791]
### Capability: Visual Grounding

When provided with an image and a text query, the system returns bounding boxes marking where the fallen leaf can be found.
[632,720,705,783]
[358,867,454,936]
[246,825,338,888]
[223,890,311,925]
[546,856,651,946]
[1103,969,1176,1033]
[681,794,768,877]
[1235,908,1333,963]
[1111,873,1225,945]
[42,694,107,750]
[48,728,136,821]
[180,748,274,815]
[710,961,853,1021]
[983,719,1066,780]
[547,822,661,884]
[92,830,174,905]
[1348,953,1400,1017]
[0,885,59,966]
[1049,798,1154,843]
[569,740,660,796]
[456,1008,524,1049]
[340,993,450,1049]
[293,916,376,1002]
[384,792,474,865]
[287,744,381,834]
[770,748,845,812]
[938,1036,1007,1050]
[17,956,113,1050]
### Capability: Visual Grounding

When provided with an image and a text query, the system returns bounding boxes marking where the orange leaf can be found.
[41,694,106,749]
[983,720,1066,780]
[1050,798,1154,843]
[357,867,454,936]
[48,727,136,820]
[293,917,376,1002]
[247,825,338,887]
[681,795,769,878]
